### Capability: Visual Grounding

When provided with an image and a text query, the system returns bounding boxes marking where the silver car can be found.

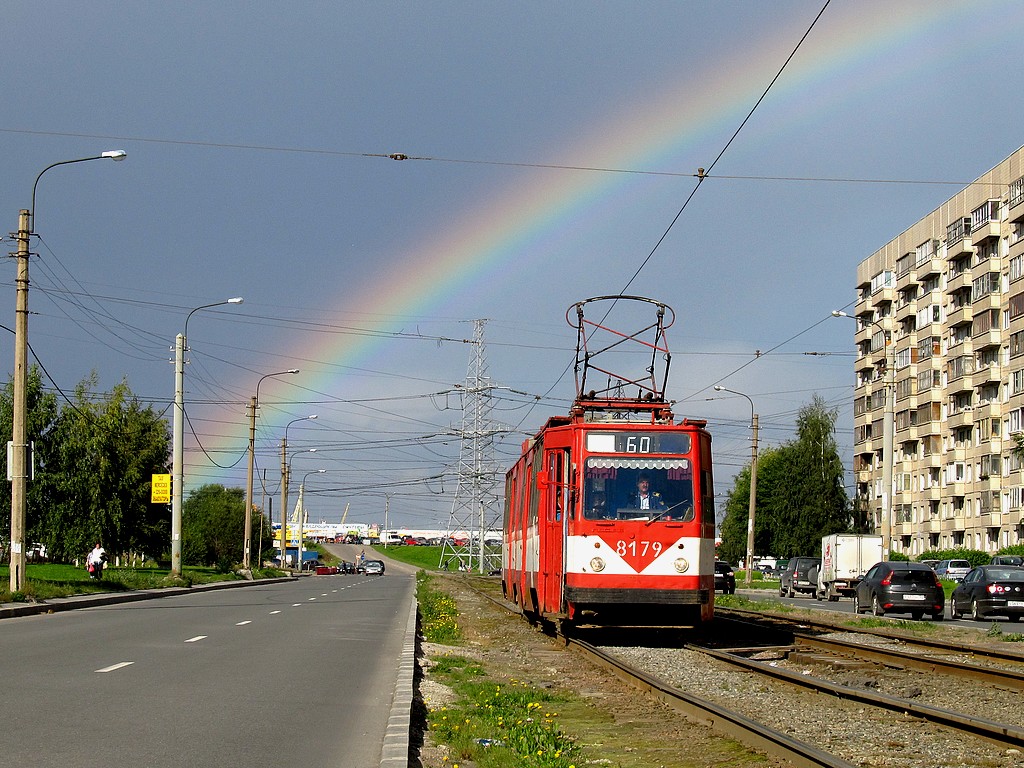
[934,559,971,581]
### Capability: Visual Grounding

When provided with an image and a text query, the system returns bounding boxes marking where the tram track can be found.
[449,576,1024,767]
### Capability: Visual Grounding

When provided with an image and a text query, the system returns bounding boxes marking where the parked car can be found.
[919,559,939,570]
[779,557,821,598]
[990,555,1024,567]
[854,561,944,620]
[363,559,385,575]
[934,559,972,581]
[770,558,789,579]
[714,561,736,594]
[949,565,1024,621]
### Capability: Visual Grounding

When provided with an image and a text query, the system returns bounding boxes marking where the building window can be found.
[1011,176,1024,210]
[871,271,894,294]
[1012,331,1024,359]
[947,216,971,246]
[972,272,999,301]
[971,200,1000,232]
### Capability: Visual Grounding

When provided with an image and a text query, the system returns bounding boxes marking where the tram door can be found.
[541,448,570,614]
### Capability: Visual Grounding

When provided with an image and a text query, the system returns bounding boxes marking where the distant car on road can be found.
[779,557,820,598]
[714,561,735,594]
[363,559,385,575]
[854,561,944,620]
[949,565,1024,621]
[934,559,971,581]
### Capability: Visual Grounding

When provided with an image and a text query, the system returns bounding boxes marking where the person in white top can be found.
[87,542,106,580]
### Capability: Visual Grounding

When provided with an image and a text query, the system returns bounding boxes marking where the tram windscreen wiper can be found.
[644,502,692,526]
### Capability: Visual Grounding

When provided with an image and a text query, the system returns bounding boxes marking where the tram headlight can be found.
[590,557,606,572]
[673,557,689,573]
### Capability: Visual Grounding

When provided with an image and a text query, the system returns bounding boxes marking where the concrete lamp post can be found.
[9,151,126,593]
[714,385,758,586]
[171,297,243,577]
[244,369,299,569]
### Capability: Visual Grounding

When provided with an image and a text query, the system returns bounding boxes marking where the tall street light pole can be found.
[283,449,318,566]
[9,151,127,593]
[833,310,893,558]
[280,415,317,566]
[172,298,243,577]
[297,469,326,570]
[714,385,758,587]
[244,369,299,570]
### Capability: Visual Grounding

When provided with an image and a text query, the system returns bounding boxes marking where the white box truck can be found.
[815,534,883,601]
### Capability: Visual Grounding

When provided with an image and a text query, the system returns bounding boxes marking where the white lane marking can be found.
[292,603,302,607]
[321,593,328,596]
[96,662,134,673]
[270,610,282,615]
[185,636,207,643]
[236,620,252,626]
[308,597,317,601]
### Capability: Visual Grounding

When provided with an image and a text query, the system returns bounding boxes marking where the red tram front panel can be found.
[503,420,715,626]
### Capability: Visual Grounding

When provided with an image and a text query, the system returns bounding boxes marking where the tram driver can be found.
[628,474,666,511]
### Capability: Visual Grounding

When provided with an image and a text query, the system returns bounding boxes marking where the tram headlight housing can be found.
[673,557,689,573]
[590,557,606,572]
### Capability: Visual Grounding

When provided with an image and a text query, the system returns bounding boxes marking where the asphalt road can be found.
[0,569,415,767]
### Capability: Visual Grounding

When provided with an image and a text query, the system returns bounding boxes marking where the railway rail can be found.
[452,575,1024,767]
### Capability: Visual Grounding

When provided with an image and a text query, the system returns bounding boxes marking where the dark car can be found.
[990,555,1024,567]
[779,557,821,598]
[714,561,735,594]
[854,561,944,620]
[949,565,1024,621]
[363,559,385,575]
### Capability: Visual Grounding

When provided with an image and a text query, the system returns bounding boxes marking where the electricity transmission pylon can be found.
[440,319,505,574]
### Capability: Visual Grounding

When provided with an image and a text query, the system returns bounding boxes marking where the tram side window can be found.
[583,460,694,521]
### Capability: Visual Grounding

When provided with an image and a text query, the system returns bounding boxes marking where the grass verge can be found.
[0,562,286,603]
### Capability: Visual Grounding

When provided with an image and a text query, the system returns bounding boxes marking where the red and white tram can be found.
[502,297,716,627]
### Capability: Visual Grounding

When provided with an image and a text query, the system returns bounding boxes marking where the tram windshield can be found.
[582,457,694,521]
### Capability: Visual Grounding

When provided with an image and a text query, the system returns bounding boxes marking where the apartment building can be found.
[851,146,1024,558]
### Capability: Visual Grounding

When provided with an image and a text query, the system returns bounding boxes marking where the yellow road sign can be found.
[151,473,171,504]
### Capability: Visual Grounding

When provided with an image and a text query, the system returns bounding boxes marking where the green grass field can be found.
[0,561,278,603]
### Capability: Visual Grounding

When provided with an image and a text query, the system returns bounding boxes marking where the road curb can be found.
[381,591,417,768]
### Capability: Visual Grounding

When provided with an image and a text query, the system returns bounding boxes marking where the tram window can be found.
[583,459,694,521]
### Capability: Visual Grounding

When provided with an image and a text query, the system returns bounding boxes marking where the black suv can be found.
[779,556,821,598]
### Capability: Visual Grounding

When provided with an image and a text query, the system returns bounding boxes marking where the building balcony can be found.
[916,257,943,280]
[946,236,975,260]
[973,362,1001,385]
[945,304,972,327]
[920,485,942,501]
[946,269,973,293]
[971,219,1002,244]
[976,513,1001,528]
[947,409,974,429]
[972,330,1001,351]
[895,300,917,322]
[945,374,974,395]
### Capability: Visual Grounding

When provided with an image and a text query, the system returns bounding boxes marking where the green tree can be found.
[719,395,850,561]
[29,374,169,561]
[182,484,247,567]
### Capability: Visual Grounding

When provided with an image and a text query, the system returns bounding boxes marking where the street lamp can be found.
[244,368,299,570]
[714,385,758,587]
[296,468,326,570]
[833,310,893,558]
[171,297,243,577]
[280,415,317,566]
[9,151,127,593]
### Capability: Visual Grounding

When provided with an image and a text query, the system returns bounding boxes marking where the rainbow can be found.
[203,2,1011,488]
